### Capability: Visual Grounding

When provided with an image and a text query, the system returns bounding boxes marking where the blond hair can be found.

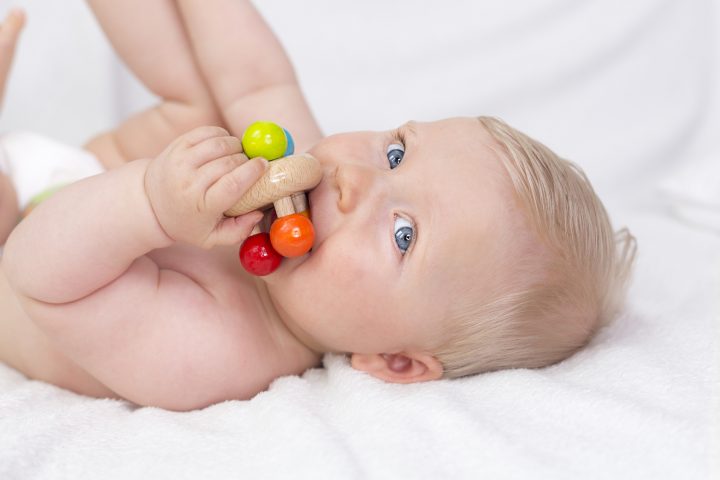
[435,116,636,378]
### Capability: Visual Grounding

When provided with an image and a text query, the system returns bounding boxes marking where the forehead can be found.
[408,118,508,185]
[409,117,516,228]
[406,118,524,297]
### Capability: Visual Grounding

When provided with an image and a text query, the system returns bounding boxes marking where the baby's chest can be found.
[150,243,249,287]
[148,243,270,335]
[146,245,318,378]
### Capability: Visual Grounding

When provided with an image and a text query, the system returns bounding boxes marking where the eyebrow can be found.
[400,122,418,144]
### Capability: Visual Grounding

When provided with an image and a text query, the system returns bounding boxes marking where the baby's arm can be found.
[2,127,266,410]
[85,0,223,168]
[176,0,323,152]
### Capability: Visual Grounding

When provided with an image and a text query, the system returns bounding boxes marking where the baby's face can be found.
[266,118,524,357]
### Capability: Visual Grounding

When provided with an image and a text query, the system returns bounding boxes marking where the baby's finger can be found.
[208,211,264,247]
[173,125,230,151]
[205,157,268,214]
[189,135,243,167]
[196,152,248,189]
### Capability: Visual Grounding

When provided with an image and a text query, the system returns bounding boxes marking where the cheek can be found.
[317,235,382,292]
[298,233,392,314]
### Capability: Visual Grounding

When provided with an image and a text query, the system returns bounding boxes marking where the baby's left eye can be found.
[394,216,414,254]
[386,143,405,169]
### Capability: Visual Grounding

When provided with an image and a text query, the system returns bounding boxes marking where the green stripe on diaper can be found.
[28,183,68,207]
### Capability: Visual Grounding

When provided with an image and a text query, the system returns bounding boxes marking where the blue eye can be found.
[387,143,405,169]
[394,216,414,254]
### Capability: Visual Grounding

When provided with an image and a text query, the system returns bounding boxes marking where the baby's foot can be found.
[0,8,24,60]
[0,8,25,108]
[0,170,19,245]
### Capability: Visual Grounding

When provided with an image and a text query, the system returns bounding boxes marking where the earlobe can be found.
[350,352,443,384]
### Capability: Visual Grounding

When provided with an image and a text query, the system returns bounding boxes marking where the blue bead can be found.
[283,128,295,156]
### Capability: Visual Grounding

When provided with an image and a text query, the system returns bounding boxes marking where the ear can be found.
[350,352,443,383]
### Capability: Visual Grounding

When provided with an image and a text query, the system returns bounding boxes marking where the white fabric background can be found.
[0,1,718,478]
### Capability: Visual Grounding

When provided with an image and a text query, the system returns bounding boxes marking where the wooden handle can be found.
[273,196,295,217]
[224,153,322,217]
[291,192,309,214]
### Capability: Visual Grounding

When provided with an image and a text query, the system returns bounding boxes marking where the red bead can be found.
[239,232,282,276]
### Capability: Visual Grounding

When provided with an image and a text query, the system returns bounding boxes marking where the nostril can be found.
[331,165,340,189]
[335,165,353,213]
[335,164,373,214]
[331,165,341,202]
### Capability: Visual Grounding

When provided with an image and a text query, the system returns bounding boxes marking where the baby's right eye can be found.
[386,143,405,169]
[393,216,414,254]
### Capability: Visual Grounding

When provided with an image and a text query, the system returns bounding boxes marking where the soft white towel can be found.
[1,208,717,480]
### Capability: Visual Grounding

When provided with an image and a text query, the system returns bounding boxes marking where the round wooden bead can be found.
[270,213,315,258]
[283,128,295,157]
[239,232,282,276]
[241,121,288,161]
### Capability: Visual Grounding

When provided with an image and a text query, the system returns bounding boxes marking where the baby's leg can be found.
[176,0,322,152]
[0,9,24,243]
[85,0,223,169]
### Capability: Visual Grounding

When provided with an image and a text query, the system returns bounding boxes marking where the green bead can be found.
[241,121,288,161]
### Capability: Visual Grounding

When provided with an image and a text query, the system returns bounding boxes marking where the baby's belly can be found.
[0,262,124,399]
[0,244,310,403]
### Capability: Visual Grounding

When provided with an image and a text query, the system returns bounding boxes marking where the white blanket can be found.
[0,208,717,478]
[1,0,718,478]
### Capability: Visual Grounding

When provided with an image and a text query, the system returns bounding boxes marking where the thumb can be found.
[209,211,264,247]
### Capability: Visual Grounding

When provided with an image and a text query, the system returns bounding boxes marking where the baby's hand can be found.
[145,126,267,249]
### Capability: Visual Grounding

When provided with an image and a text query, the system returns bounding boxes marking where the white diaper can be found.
[0,131,104,211]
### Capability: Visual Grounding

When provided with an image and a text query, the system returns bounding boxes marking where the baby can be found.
[0,3,635,411]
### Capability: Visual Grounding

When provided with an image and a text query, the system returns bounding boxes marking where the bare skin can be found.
[0,3,532,410]
[0,2,323,410]
[1,117,527,411]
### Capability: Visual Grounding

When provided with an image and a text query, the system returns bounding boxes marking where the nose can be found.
[335,163,376,213]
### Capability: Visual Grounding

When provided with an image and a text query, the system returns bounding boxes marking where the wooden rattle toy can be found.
[226,121,322,276]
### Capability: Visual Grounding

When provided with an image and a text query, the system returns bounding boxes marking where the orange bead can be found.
[270,213,315,257]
